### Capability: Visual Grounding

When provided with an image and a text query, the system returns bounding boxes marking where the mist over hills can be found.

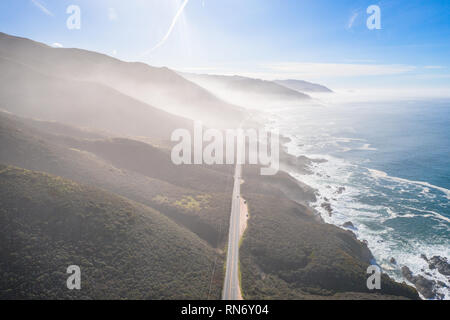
[182,73,313,110]
[0,32,418,300]
[0,56,192,140]
[0,111,232,248]
[0,32,246,129]
[183,73,311,99]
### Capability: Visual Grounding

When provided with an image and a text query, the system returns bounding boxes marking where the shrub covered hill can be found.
[0,111,233,248]
[0,165,222,300]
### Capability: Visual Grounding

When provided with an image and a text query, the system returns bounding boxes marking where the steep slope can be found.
[0,56,192,141]
[0,32,246,128]
[0,112,232,247]
[0,165,223,299]
[275,79,333,93]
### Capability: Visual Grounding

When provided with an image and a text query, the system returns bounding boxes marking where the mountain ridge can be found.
[0,32,247,129]
[275,79,333,93]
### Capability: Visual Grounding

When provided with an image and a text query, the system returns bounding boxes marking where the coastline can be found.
[277,133,449,300]
[240,153,420,299]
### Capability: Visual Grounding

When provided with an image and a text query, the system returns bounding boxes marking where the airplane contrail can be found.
[31,0,54,16]
[143,0,189,55]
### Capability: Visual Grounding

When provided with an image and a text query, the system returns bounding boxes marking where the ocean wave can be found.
[400,205,450,223]
[359,143,377,151]
[367,168,450,200]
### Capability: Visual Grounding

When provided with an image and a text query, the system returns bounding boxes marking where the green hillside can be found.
[0,112,232,248]
[0,165,223,299]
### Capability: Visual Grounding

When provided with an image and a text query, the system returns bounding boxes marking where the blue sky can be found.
[1,0,449,92]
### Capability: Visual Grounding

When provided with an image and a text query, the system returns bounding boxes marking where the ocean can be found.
[266,97,450,299]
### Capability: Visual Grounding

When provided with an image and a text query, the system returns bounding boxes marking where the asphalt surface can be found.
[222,163,242,300]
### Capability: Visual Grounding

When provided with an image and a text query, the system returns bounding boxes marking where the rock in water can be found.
[336,186,346,194]
[343,221,356,230]
[401,266,437,300]
[428,256,450,276]
[321,202,333,216]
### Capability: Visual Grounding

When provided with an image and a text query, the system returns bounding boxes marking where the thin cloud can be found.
[142,0,189,56]
[424,65,444,69]
[413,73,450,79]
[30,0,53,16]
[347,11,359,29]
[265,62,416,78]
[52,42,63,48]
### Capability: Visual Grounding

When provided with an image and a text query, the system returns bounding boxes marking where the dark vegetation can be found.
[242,165,317,207]
[0,165,223,299]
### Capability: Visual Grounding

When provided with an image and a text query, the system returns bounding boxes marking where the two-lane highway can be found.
[222,162,242,300]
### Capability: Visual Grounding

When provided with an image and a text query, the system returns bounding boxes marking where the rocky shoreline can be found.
[401,255,450,300]
[279,139,449,300]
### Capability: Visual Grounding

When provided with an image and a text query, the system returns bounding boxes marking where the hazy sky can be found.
[1,0,449,91]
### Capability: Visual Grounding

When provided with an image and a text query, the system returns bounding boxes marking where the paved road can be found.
[222,162,242,300]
